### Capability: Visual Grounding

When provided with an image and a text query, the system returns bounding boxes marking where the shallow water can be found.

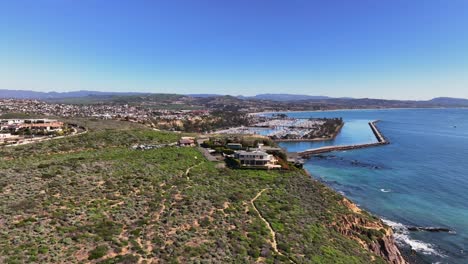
[271,109,468,264]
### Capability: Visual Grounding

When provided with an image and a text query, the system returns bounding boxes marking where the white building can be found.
[0,133,13,138]
[0,133,18,142]
[0,119,64,132]
[234,150,281,168]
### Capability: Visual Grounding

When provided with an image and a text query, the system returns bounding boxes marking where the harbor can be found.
[296,120,388,158]
[215,117,343,141]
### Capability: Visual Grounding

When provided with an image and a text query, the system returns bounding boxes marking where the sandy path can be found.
[251,189,298,263]
[250,189,283,256]
[185,162,204,176]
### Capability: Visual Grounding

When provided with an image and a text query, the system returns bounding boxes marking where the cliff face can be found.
[336,198,407,264]
[370,232,407,264]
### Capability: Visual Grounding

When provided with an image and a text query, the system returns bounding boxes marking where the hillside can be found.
[244,94,333,101]
[428,97,468,106]
[0,90,150,100]
[0,121,404,263]
[2,89,468,110]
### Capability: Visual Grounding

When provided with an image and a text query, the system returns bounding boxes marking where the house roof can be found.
[19,122,64,128]
[235,150,269,156]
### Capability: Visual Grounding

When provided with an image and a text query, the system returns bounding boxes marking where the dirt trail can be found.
[251,189,298,263]
[185,161,204,176]
[250,189,283,256]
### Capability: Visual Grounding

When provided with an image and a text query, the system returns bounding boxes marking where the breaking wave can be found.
[382,219,445,257]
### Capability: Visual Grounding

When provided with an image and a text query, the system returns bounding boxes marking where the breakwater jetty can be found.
[297,120,389,158]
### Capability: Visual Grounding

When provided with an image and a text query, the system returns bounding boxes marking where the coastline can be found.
[301,169,407,263]
[283,118,408,263]
[277,109,468,263]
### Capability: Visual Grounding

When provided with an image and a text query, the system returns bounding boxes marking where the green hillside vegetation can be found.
[0,113,47,119]
[45,94,188,106]
[0,124,387,263]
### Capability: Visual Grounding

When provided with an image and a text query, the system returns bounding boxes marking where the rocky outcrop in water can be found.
[407,226,452,233]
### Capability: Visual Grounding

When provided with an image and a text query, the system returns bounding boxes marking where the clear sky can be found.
[1,0,468,99]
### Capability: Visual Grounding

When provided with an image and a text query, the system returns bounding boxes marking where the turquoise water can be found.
[270,109,468,264]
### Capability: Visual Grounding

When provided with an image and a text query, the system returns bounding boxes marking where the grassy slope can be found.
[0,125,386,263]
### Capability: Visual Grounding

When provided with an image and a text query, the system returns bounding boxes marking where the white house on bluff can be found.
[234,150,281,169]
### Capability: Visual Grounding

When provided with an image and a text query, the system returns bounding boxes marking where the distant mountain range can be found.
[0,89,149,99]
[1,89,468,106]
[2,90,335,101]
[191,93,349,101]
[428,97,468,105]
[239,94,334,101]
[188,94,224,98]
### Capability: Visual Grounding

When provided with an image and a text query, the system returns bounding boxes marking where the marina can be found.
[297,120,388,158]
[215,117,343,141]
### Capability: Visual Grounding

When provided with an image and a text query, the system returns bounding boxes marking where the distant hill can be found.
[0,89,149,99]
[188,94,224,98]
[240,94,333,101]
[428,97,468,106]
[2,89,468,108]
[0,90,336,102]
[191,93,334,101]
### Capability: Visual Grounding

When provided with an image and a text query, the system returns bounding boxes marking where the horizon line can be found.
[1,88,466,101]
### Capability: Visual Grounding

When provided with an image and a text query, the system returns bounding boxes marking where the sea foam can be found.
[382,219,445,257]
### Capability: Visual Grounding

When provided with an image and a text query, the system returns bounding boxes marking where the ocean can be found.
[267,108,468,264]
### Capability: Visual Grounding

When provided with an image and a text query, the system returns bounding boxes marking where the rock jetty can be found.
[297,120,388,158]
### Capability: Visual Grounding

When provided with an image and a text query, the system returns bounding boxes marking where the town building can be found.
[0,133,19,144]
[0,119,64,133]
[0,133,16,139]
[226,143,243,150]
[178,137,195,147]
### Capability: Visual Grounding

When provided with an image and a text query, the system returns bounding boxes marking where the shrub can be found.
[88,245,109,260]
[225,157,240,169]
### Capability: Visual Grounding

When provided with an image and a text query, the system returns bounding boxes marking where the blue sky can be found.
[1,0,468,99]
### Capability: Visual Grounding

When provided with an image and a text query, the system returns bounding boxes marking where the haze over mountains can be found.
[1,89,468,106]
[238,94,337,101]
[0,90,335,101]
[0,89,147,99]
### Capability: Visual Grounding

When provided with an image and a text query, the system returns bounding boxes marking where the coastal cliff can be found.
[338,198,407,264]
[253,167,407,263]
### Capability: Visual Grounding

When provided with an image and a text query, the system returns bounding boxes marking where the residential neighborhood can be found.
[0,119,64,133]
[0,118,73,146]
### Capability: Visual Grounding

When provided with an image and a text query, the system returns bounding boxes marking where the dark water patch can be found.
[315,176,342,187]
[315,179,364,196]
[312,154,387,170]
[315,176,367,194]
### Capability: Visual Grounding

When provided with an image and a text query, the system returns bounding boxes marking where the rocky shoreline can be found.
[338,198,407,264]
[302,170,407,264]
